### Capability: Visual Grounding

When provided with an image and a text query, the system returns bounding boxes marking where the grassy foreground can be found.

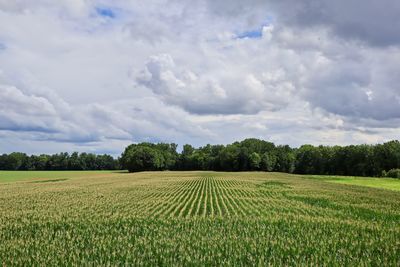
[306,174,400,191]
[0,170,119,183]
[0,171,399,265]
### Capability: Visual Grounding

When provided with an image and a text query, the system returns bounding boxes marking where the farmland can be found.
[1,171,399,265]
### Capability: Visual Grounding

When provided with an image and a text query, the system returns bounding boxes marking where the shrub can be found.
[384,169,400,179]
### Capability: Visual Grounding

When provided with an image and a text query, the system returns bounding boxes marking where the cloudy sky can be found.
[1,0,400,155]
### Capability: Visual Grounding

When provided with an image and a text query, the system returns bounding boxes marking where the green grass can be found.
[307,175,400,191]
[1,171,399,265]
[0,170,121,183]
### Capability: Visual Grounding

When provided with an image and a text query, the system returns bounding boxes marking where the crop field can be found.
[1,171,399,265]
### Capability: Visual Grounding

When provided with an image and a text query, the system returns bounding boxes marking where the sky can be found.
[0,0,400,156]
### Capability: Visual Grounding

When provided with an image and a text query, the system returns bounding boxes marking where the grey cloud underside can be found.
[0,0,399,154]
[304,51,400,120]
[272,0,400,47]
[0,82,210,145]
[205,0,400,47]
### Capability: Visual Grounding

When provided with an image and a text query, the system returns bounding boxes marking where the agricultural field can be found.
[0,171,399,265]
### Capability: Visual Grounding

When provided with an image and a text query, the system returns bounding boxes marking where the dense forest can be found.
[120,139,400,178]
[1,139,400,178]
[0,152,119,171]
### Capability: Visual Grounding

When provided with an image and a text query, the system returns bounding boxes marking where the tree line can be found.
[120,139,400,177]
[1,139,399,177]
[0,152,119,170]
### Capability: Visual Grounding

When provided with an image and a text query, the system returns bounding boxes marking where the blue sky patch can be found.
[237,18,274,39]
[0,43,6,50]
[96,7,116,18]
[237,29,263,39]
